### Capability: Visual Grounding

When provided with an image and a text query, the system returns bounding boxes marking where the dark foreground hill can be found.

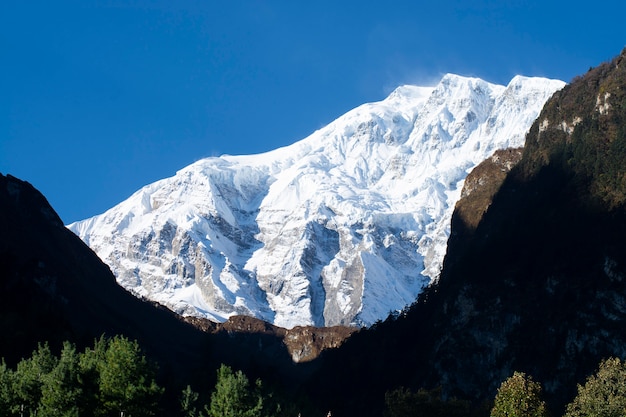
[427,48,626,408]
[0,173,204,369]
[0,173,325,408]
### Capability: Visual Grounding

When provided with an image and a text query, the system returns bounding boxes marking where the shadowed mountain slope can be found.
[302,49,626,417]
[430,48,626,410]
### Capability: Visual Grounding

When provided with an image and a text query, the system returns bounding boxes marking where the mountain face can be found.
[69,74,564,328]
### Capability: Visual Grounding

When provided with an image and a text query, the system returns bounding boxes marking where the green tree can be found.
[180,385,200,417]
[0,359,15,416]
[38,341,83,417]
[564,357,626,417]
[490,371,547,417]
[79,336,108,417]
[12,343,58,416]
[385,387,422,417]
[205,364,263,417]
[98,335,163,417]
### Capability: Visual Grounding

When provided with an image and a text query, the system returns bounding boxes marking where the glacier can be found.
[68,74,565,328]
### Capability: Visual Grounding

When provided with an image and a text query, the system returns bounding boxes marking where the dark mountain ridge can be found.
[302,48,626,416]
[434,48,626,403]
[0,173,321,406]
[0,173,220,392]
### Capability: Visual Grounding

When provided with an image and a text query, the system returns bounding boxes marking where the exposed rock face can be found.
[455,147,523,231]
[184,314,356,363]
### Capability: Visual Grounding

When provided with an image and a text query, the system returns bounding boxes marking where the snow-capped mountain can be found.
[68,74,565,329]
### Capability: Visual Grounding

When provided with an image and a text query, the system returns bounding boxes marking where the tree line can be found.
[0,335,305,417]
[2,335,626,417]
[0,336,162,417]
[490,358,626,417]
[384,357,626,417]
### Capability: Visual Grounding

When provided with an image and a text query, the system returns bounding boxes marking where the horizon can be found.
[2,1,625,223]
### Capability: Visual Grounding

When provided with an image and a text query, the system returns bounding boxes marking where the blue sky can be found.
[2,1,625,224]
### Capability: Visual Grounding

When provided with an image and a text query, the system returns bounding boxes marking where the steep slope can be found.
[453,147,523,230]
[69,74,564,328]
[0,173,330,395]
[432,48,626,403]
[0,173,208,371]
[302,49,626,417]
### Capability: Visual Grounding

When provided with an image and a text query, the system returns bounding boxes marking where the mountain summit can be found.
[69,74,564,328]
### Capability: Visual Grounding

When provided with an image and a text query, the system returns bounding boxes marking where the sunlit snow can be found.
[68,74,565,329]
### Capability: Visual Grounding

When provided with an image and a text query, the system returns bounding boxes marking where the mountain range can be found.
[68,74,564,328]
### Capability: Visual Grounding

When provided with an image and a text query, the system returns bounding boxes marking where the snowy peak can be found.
[68,74,565,329]
[383,84,434,110]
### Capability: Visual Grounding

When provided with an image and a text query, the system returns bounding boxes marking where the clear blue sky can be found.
[2,1,625,224]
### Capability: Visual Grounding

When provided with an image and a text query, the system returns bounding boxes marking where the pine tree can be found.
[79,336,108,417]
[180,385,200,417]
[0,359,15,417]
[98,335,163,417]
[38,341,83,417]
[205,364,263,417]
[12,343,58,416]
